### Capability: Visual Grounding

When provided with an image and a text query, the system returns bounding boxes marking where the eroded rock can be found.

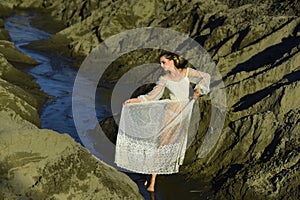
[0,108,143,199]
[0,0,299,199]
[0,5,144,198]
[0,40,39,65]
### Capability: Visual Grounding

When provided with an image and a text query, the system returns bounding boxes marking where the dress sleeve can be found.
[187,68,211,95]
[137,76,167,102]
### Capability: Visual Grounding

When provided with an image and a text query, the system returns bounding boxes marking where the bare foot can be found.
[146,174,157,192]
[147,185,155,192]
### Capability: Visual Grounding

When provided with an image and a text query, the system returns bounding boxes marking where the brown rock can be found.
[0,0,299,199]
[0,108,143,199]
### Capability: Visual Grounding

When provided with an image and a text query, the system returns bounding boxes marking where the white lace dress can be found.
[115,68,210,174]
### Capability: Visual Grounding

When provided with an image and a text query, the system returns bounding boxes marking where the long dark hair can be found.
[159,52,187,69]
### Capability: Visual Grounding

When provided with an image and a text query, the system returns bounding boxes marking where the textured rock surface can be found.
[0,8,143,200]
[0,109,143,199]
[0,53,45,126]
[0,40,39,65]
[0,0,299,199]
[0,19,10,40]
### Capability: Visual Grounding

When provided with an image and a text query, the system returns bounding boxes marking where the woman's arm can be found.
[137,76,166,101]
[123,76,167,105]
[187,68,211,99]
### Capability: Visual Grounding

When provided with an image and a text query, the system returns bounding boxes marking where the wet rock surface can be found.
[0,0,299,199]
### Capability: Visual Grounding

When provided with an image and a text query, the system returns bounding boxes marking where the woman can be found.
[115,52,210,192]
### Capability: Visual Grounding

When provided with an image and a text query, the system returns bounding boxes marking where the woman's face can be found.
[160,56,174,71]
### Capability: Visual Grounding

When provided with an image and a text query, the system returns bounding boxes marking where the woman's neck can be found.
[167,68,185,80]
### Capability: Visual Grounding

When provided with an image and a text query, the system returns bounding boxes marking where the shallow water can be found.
[4,12,213,200]
[4,12,112,143]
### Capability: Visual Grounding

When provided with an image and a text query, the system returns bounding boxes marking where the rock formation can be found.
[0,0,299,199]
[0,4,143,200]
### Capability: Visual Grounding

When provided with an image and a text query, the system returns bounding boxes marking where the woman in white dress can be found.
[115,52,210,192]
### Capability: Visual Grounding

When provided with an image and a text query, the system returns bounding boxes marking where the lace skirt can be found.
[115,99,195,174]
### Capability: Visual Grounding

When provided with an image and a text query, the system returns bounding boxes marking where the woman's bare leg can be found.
[147,173,157,192]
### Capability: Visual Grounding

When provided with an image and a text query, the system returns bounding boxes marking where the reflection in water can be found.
[149,191,157,200]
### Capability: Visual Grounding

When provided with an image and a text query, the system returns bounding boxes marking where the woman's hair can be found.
[159,52,187,69]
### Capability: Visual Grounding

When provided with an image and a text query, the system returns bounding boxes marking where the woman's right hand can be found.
[123,98,141,105]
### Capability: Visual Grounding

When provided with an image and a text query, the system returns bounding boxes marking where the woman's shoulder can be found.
[186,67,203,76]
[156,75,168,85]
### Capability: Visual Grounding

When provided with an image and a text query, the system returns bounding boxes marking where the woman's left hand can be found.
[123,98,141,105]
[193,88,201,99]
